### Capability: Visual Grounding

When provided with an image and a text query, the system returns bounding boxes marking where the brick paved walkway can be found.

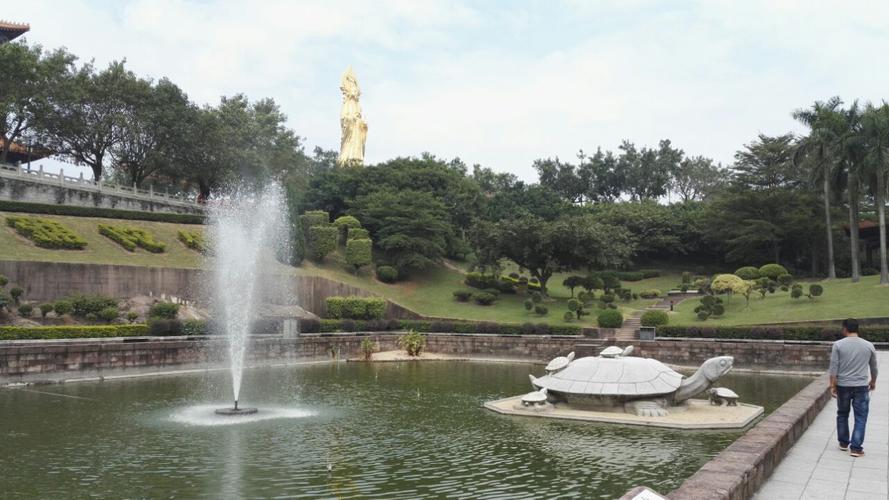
[753,351,888,500]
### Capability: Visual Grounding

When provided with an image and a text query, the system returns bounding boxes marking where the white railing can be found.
[0,162,202,208]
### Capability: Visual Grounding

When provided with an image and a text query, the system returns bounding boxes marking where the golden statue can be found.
[337,66,368,166]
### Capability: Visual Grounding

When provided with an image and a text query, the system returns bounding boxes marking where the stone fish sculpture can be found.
[529,346,735,417]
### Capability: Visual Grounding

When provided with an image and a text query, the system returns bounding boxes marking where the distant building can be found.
[0,20,29,44]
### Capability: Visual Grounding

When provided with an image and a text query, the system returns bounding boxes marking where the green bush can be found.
[348,227,370,240]
[98,224,166,253]
[68,295,118,317]
[53,300,73,316]
[360,337,377,360]
[524,299,534,311]
[597,309,623,328]
[39,303,53,318]
[307,225,338,261]
[10,287,23,305]
[563,311,574,322]
[0,324,149,340]
[862,267,879,276]
[17,304,33,317]
[325,296,386,319]
[334,215,362,243]
[474,292,497,306]
[98,306,119,322]
[148,318,183,336]
[376,265,398,283]
[531,291,543,303]
[791,284,803,299]
[640,310,669,327]
[808,284,824,299]
[300,210,329,229]
[397,330,426,356]
[582,275,604,292]
[465,272,501,290]
[640,269,661,278]
[453,290,473,302]
[0,291,9,310]
[734,266,761,280]
[345,238,373,272]
[616,271,644,281]
[534,304,548,316]
[6,216,87,249]
[562,276,584,296]
[639,289,661,299]
[656,325,889,343]
[126,311,140,323]
[759,263,788,280]
[0,275,7,287]
[178,230,206,253]
[0,200,204,224]
[149,302,180,319]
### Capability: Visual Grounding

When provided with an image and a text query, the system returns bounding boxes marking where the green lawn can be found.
[672,275,889,326]
[0,211,203,268]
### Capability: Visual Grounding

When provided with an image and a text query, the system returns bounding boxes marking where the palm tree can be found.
[793,97,844,279]
[861,103,889,285]
[839,101,865,282]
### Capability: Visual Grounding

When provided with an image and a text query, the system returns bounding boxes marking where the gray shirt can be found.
[829,336,878,387]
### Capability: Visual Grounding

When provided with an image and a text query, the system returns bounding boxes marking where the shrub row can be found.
[0,324,149,340]
[656,325,889,342]
[325,296,387,320]
[98,224,165,252]
[301,318,583,336]
[0,200,205,224]
[6,216,87,249]
[177,230,206,253]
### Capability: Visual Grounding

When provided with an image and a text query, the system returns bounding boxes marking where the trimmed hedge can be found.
[656,325,889,342]
[734,266,761,280]
[345,238,373,271]
[178,230,206,253]
[302,318,583,336]
[98,224,166,253]
[0,200,204,224]
[640,310,669,327]
[348,227,370,240]
[300,210,329,229]
[597,309,624,328]
[6,215,87,249]
[308,225,338,261]
[0,324,149,340]
[758,263,788,280]
[325,296,386,320]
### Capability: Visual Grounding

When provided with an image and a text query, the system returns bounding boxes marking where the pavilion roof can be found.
[0,20,29,41]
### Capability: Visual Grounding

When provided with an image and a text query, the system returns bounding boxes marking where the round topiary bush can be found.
[712,304,725,316]
[809,284,824,298]
[791,285,803,299]
[639,289,661,299]
[758,263,788,280]
[534,304,548,316]
[452,290,473,302]
[563,311,574,322]
[697,310,710,321]
[53,300,73,316]
[376,265,398,283]
[531,291,543,303]
[524,299,534,311]
[640,310,669,327]
[597,309,624,328]
[99,306,119,322]
[39,303,54,318]
[17,304,33,317]
[777,274,794,287]
[734,266,761,280]
[483,288,501,298]
[474,292,497,306]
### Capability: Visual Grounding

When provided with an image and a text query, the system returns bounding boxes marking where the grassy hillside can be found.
[1,211,203,268]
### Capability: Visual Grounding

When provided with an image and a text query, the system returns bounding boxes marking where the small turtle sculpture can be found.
[598,346,634,358]
[709,387,739,406]
[521,387,549,407]
[529,348,734,417]
[545,352,575,373]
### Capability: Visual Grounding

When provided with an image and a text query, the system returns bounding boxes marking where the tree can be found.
[534,157,584,204]
[733,134,800,190]
[616,140,678,200]
[350,189,452,273]
[562,276,584,297]
[0,41,75,163]
[838,102,866,282]
[671,155,725,202]
[861,102,889,284]
[793,97,845,279]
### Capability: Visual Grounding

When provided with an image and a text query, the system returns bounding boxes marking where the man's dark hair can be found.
[842,318,859,333]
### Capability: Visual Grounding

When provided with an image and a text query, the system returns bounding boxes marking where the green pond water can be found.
[0,361,813,499]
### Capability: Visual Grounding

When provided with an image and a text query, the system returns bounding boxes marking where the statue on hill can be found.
[337,66,368,166]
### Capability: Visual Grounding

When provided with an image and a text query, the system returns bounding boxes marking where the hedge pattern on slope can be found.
[98,224,166,253]
[325,296,387,320]
[299,318,584,336]
[0,200,204,224]
[6,215,88,249]
[0,324,149,340]
[177,229,206,253]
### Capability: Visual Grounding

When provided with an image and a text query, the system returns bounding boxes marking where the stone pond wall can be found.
[0,260,419,319]
[0,334,832,385]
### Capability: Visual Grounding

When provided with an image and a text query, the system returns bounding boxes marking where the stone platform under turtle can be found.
[484,397,763,430]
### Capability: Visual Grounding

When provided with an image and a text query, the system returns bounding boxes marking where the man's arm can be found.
[829,344,839,397]
[869,348,878,391]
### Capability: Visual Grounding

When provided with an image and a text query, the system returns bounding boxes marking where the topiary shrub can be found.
[333,215,362,243]
[148,318,183,336]
[299,210,329,229]
[98,224,166,253]
[530,291,543,303]
[524,299,534,311]
[734,266,761,280]
[68,295,118,317]
[453,290,473,302]
[534,304,548,316]
[17,304,33,317]
[582,275,604,292]
[790,284,803,299]
[0,275,7,287]
[98,306,119,323]
[307,225,338,262]
[639,289,661,299]
[597,309,624,328]
[563,311,574,322]
[345,238,373,273]
[777,274,794,287]
[758,263,788,280]
[376,265,398,283]
[347,227,370,240]
[177,230,206,253]
[126,311,139,323]
[39,303,53,318]
[808,284,824,300]
[53,300,73,316]
[9,287,24,305]
[640,310,669,327]
[397,330,425,356]
[474,292,497,306]
[562,276,584,296]
[149,302,179,319]
[640,269,661,278]
[325,296,386,319]
[6,216,87,249]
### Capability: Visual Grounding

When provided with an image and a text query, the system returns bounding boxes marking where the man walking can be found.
[829,318,878,457]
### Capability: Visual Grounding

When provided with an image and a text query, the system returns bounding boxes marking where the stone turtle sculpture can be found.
[529,347,734,417]
[709,387,739,406]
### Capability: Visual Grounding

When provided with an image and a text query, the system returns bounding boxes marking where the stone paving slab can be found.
[753,352,888,500]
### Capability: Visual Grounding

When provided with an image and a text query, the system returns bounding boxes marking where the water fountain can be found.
[208,183,289,416]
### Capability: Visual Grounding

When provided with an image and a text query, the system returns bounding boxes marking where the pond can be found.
[0,361,813,499]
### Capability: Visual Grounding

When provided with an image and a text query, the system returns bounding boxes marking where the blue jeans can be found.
[836,386,870,452]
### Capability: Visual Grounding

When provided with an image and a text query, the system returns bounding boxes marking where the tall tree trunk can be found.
[849,169,861,282]
[878,168,889,285]
[823,165,837,278]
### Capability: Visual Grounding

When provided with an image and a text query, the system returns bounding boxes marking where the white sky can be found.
[6,0,889,181]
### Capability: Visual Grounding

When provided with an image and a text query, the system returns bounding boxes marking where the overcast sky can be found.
[6,0,889,181]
